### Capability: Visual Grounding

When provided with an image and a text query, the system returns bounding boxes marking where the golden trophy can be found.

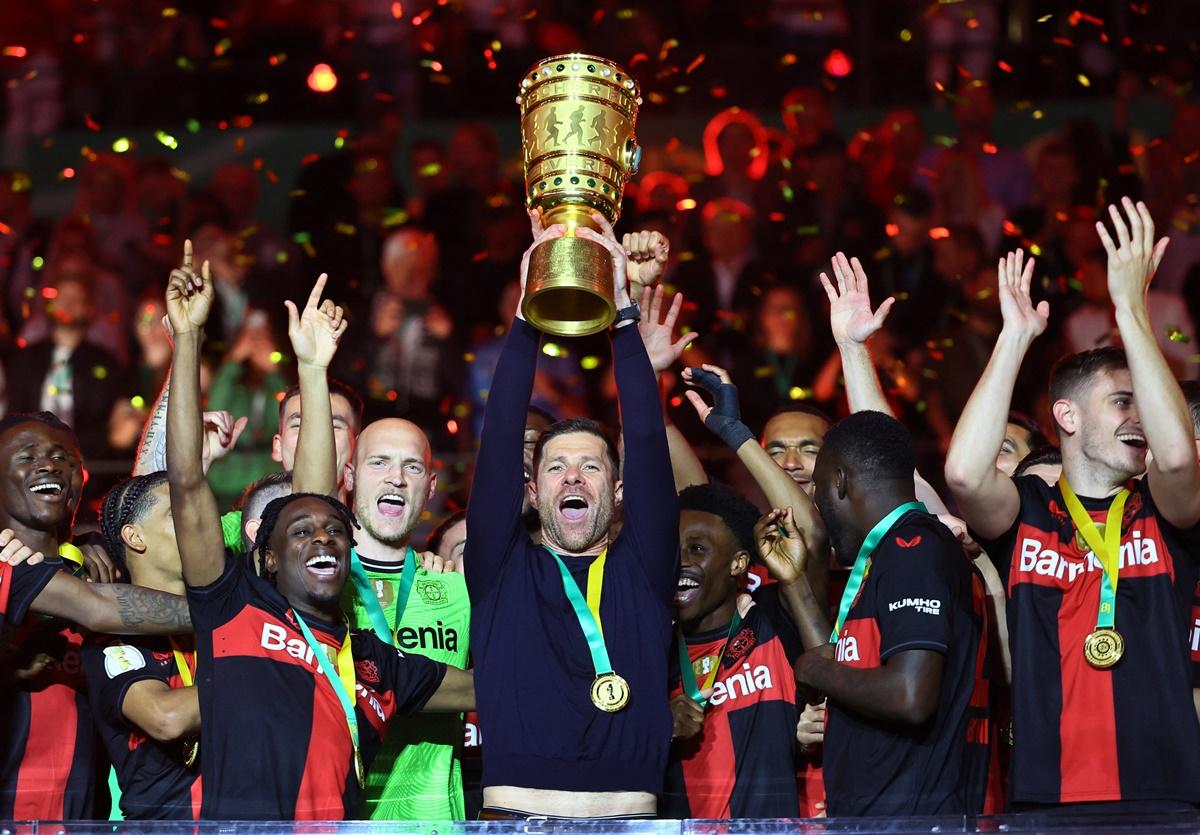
[518,54,642,336]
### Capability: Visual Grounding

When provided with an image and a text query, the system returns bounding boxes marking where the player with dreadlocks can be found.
[81,470,203,820]
[164,253,474,820]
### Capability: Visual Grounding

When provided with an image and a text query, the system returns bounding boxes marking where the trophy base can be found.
[522,235,617,337]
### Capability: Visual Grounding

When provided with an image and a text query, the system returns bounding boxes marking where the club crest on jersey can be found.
[104,645,146,678]
[355,659,380,685]
[726,626,756,662]
[416,578,448,606]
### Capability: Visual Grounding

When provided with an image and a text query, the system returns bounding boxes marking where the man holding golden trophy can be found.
[464,53,683,820]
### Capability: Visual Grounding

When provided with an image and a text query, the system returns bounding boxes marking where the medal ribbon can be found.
[678,611,742,707]
[292,612,360,762]
[349,547,417,646]
[545,546,614,677]
[1058,478,1129,631]
[169,638,195,688]
[830,501,927,642]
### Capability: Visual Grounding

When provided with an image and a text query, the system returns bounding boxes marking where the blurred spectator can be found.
[873,189,942,345]
[21,220,130,365]
[74,157,148,271]
[675,198,774,359]
[916,82,1034,213]
[205,308,289,507]
[4,267,133,462]
[780,86,834,154]
[865,109,926,209]
[348,228,462,444]
[923,1,998,95]
[209,163,291,275]
[930,149,1005,254]
[730,284,827,432]
[697,108,770,208]
[191,223,252,357]
[405,138,451,224]
[465,279,585,440]
[0,169,51,341]
[1065,254,1196,379]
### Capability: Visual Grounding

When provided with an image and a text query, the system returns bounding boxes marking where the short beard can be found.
[539,494,613,554]
[359,512,415,546]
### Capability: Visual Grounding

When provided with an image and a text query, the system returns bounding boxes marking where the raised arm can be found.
[945,250,1047,539]
[132,366,171,475]
[32,573,191,634]
[820,252,895,416]
[464,216,562,595]
[756,507,829,649]
[580,215,679,592]
[165,241,226,588]
[684,365,829,603]
[1098,199,1199,525]
[285,274,347,496]
[635,282,705,491]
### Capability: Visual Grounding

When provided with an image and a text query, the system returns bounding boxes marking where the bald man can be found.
[341,418,471,820]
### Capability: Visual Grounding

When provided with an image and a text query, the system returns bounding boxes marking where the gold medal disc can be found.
[353,748,366,788]
[1084,627,1124,669]
[590,672,630,712]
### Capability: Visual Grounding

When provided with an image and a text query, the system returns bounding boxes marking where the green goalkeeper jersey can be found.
[343,550,471,820]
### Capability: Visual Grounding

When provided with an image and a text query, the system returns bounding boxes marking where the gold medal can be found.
[1084,627,1124,669]
[590,672,630,712]
[353,747,365,788]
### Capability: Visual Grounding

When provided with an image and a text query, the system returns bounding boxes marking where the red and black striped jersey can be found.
[0,559,101,820]
[187,556,447,820]
[663,588,802,819]
[81,635,201,820]
[824,509,990,817]
[980,476,1200,805]
[0,558,59,635]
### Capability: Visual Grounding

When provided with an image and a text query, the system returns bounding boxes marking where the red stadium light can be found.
[307,63,338,93]
[823,49,852,78]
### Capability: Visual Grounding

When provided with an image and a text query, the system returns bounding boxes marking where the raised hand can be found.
[638,284,697,375]
[576,211,631,304]
[165,239,214,335]
[201,411,250,472]
[682,364,754,450]
[820,252,895,346]
[996,249,1048,341]
[754,507,808,584]
[284,274,347,370]
[623,230,670,296]
[1096,197,1170,311]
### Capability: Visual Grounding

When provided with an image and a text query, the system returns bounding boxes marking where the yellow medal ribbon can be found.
[168,638,199,767]
[1058,477,1129,668]
[585,548,608,641]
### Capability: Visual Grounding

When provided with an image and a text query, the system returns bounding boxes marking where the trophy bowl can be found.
[518,54,642,336]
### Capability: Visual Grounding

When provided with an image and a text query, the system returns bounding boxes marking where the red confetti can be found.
[997,60,1012,73]
[3,46,27,58]
[0,221,11,235]
[929,227,951,240]
[84,114,101,131]
[685,54,705,74]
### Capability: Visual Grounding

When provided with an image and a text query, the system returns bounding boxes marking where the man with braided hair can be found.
[165,256,474,820]
[82,471,202,820]
[0,413,193,820]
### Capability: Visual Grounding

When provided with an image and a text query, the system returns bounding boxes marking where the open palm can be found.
[820,252,893,346]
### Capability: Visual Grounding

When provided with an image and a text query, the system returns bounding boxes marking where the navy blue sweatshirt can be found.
[465,317,679,794]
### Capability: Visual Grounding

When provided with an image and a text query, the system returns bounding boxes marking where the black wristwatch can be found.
[614,300,642,326]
